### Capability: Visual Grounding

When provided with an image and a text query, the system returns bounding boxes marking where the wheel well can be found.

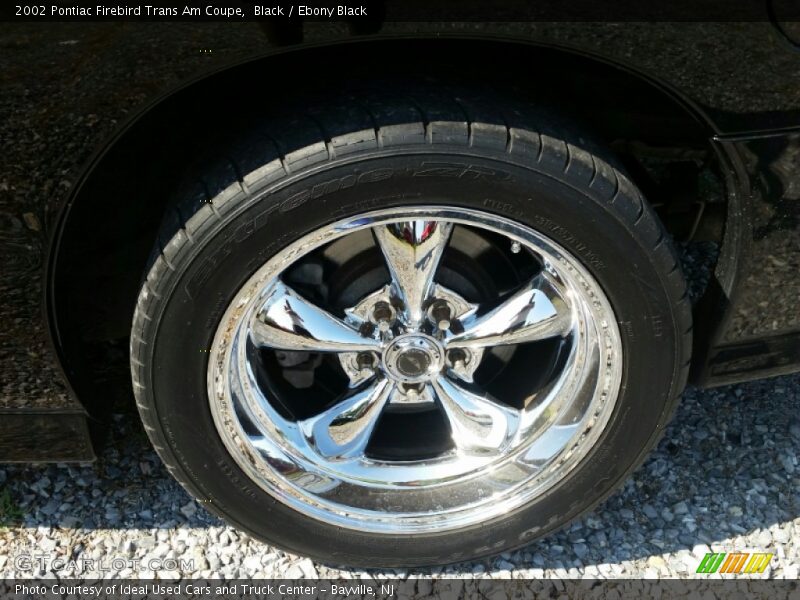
[49,37,723,417]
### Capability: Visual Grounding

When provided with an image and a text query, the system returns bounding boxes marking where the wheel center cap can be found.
[382,334,445,384]
[396,349,431,377]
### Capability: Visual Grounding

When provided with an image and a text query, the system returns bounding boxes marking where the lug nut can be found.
[401,382,424,399]
[356,352,377,375]
[447,348,468,368]
[427,300,452,330]
[371,301,395,331]
[510,241,522,254]
[372,301,393,320]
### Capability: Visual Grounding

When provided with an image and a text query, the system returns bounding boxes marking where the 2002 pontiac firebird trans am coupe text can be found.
[2,9,800,566]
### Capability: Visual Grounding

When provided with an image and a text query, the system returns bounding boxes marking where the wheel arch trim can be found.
[44,33,726,417]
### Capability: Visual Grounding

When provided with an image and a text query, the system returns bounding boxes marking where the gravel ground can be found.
[0,373,797,581]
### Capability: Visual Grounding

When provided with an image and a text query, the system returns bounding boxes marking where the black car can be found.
[2,9,799,567]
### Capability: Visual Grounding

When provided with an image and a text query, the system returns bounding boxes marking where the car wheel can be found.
[131,84,691,567]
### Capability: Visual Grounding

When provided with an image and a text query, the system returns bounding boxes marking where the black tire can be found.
[131,83,691,567]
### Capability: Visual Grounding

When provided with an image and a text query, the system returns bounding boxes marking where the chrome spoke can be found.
[298,379,392,460]
[251,280,379,352]
[447,271,573,349]
[373,220,453,326]
[432,377,520,455]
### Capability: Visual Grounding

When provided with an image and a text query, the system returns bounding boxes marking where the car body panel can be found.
[1,22,799,461]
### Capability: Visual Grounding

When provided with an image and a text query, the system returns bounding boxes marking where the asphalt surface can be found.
[0,373,797,581]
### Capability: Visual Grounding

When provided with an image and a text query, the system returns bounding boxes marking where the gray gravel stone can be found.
[0,373,797,579]
[573,543,588,559]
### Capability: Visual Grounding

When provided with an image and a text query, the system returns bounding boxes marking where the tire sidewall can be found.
[143,150,680,566]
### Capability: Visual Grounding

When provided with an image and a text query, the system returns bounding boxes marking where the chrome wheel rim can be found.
[208,206,622,534]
